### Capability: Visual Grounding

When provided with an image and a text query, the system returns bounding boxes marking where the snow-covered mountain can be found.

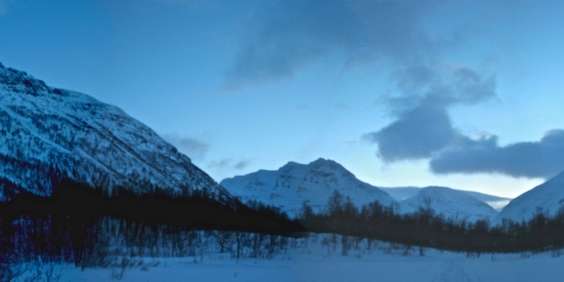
[221,158,499,221]
[499,172,564,223]
[382,187,511,211]
[462,191,511,211]
[0,62,229,201]
[220,158,395,216]
[380,187,421,201]
[397,186,498,223]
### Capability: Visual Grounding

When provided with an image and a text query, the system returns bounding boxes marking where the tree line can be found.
[0,178,303,234]
[299,191,564,253]
[0,178,303,280]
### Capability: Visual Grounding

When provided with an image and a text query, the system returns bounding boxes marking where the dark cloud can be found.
[208,158,251,170]
[430,130,564,179]
[163,134,209,161]
[227,0,438,87]
[233,160,251,170]
[387,65,497,113]
[365,65,496,162]
[224,0,564,179]
[365,65,564,179]
[364,105,457,161]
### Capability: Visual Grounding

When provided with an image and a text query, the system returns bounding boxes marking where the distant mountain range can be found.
[221,158,511,222]
[396,186,498,223]
[0,62,229,202]
[381,187,511,211]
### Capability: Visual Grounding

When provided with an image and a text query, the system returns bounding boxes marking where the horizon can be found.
[2,0,564,198]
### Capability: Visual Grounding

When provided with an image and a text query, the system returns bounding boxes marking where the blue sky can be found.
[1,0,563,197]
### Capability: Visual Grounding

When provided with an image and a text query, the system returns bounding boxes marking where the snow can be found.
[221,158,395,216]
[222,160,501,221]
[397,187,499,223]
[486,199,511,211]
[36,234,564,282]
[499,171,564,222]
[383,187,511,211]
[381,187,422,201]
[0,63,229,201]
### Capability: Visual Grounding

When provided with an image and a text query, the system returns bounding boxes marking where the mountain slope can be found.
[398,186,498,222]
[382,187,511,210]
[462,190,511,211]
[380,187,421,201]
[0,62,229,201]
[220,158,395,216]
[499,172,564,222]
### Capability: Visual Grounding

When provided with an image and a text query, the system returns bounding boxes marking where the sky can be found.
[1,0,564,198]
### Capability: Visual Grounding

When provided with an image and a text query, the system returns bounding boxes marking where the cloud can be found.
[208,158,251,171]
[364,65,496,162]
[430,130,564,179]
[365,64,564,179]
[364,104,457,162]
[0,0,8,15]
[163,134,209,161]
[387,65,497,112]
[233,160,251,170]
[226,0,438,88]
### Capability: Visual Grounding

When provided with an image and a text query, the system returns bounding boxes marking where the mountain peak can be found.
[309,158,339,167]
[0,63,51,95]
[280,161,301,169]
[221,158,394,216]
[278,158,353,177]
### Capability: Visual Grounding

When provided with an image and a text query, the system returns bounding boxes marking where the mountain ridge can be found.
[382,187,511,211]
[221,158,504,221]
[221,158,395,216]
[0,62,229,202]
[499,171,564,222]
[398,186,499,223]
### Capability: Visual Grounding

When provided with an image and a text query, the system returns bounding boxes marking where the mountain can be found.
[220,158,395,216]
[499,172,564,223]
[461,191,511,211]
[380,187,421,201]
[382,187,511,211]
[221,159,501,221]
[397,186,499,223]
[0,62,229,202]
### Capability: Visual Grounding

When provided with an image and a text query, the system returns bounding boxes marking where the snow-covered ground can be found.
[29,234,564,282]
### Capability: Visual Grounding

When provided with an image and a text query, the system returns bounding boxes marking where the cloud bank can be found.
[365,65,564,179]
[364,65,496,162]
[430,130,564,179]
[227,0,438,87]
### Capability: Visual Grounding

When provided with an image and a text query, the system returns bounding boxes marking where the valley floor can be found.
[41,235,564,282]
